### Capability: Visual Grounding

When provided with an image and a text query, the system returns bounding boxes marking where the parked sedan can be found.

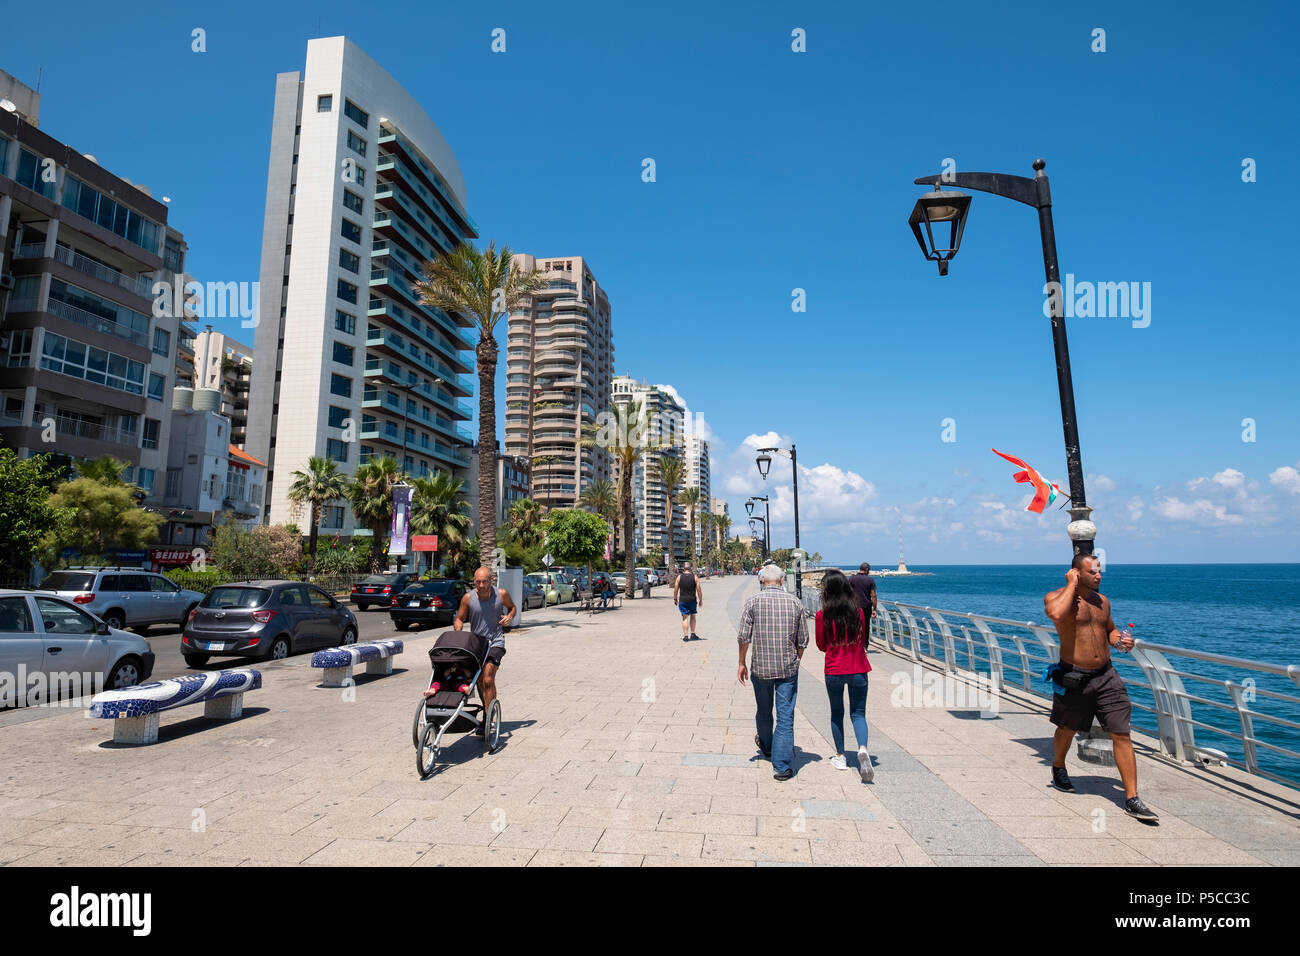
[182,581,357,666]
[389,579,467,630]
[521,578,547,610]
[350,573,418,611]
[0,589,155,706]
[525,572,575,605]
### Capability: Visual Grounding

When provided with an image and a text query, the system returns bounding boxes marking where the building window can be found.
[338,248,360,274]
[336,279,358,304]
[318,94,333,111]
[142,418,161,450]
[327,405,350,429]
[335,311,356,334]
[346,130,367,156]
[333,341,354,366]
[165,468,181,498]
[340,218,362,244]
[40,333,145,395]
[152,327,170,357]
[326,438,349,462]
[138,468,156,494]
[15,149,56,199]
[6,330,32,368]
[148,372,166,401]
[163,237,185,273]
[60,173,160,251]
[343,99,369,128]
[330,374,352,398]
[343,189,364,214]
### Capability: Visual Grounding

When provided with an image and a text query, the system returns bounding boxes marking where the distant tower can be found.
[896,507,908,574]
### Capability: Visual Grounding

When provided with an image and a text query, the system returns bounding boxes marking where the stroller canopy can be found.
[428,629,488,666]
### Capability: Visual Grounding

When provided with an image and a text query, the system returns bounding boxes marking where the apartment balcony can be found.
[376,131,477,236]
[362,351,473,400]
[374,153,471,246]
[33,297,150,350]
[368,296,475,359]
[361,370,473,421]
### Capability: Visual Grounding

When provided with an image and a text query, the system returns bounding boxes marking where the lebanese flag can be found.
[992,449,1065,514]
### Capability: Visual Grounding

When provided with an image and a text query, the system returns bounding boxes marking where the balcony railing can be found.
[53,246,154,297]
[45,415,139,447]
[45,298,148,348]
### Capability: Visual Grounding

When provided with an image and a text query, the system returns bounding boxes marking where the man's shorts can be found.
[678,602,697,616]
[486,645,506,668]
[1050,662,1131,734]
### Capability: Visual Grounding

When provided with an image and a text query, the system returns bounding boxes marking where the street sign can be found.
[411,535,438,552]
[542,553,554,567]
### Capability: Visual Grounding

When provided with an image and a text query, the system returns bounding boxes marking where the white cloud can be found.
[1269,464,1300,495]
[1152,497,1244,524]
[1126,496,1144,522]
[1088,474,1116,492]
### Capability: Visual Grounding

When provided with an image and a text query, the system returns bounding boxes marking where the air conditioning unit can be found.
[0,333,11,350]
[0,274,15,291]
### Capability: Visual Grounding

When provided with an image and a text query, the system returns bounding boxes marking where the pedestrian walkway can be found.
[0,576,1296,866]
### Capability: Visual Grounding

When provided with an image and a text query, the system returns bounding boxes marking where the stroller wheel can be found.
[417,722,439,778]
[484,699,502,753]
[412,697,429,749]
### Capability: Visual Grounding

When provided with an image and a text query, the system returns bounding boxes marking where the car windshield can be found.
[359,575,397,585]
[204,586,270,609]
[405,581,455,594]
[39,572,96,591]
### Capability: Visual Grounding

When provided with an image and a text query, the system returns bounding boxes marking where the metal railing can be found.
[45,297,149,348]
[799,588,1300,789]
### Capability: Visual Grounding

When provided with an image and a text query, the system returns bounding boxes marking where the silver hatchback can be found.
[36,568,205,632]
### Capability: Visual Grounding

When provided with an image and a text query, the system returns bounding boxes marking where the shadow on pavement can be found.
[95,706,272,748]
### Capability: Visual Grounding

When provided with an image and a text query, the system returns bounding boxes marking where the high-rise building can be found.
[684,433,711,557]
[191,328,253,448]
[610,375,686,559]
[503,255,613,509]
[0,71,189,502]
[247,36,477,528]
[709,496,729,553]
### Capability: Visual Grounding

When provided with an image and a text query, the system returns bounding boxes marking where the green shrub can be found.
[165,569,228,593]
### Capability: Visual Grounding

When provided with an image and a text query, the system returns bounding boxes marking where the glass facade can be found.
[61,175,161,253]
[40,333,146,395]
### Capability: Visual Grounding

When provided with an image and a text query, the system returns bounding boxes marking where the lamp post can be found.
[756,444,801,596]
[907,159,1094,556]
[747,517,767,561]
[746,495,770,557]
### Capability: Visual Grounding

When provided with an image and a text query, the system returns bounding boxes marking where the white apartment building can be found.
[684,433,711,558]
[191,328,253,448]
[610,375,687,561]
[246,36,477,528]
[503,255,613,509]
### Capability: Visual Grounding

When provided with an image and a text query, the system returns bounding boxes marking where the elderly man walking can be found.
[737,563,810,780]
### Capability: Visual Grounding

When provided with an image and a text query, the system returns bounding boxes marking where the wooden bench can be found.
[311,639,404,687]
[88,669,262,745]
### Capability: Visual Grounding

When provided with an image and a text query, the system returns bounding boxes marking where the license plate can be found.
[365,588,375,593]
[408,601,420,607]
[206,642,227,651]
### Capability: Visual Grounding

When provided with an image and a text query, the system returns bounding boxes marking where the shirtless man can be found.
[1043,553,1158,822]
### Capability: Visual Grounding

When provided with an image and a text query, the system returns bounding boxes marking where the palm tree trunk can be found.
[309,502,320,559]
[476,337,498,568]
[664,492,675,582]
[621,469,634,597]
[689,508,696,569]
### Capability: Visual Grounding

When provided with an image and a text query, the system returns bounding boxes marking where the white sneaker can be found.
[858,747,874,783]
[830,754,848,770]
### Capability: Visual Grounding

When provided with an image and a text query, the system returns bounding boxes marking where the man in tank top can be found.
[454,566,517,724]
[674,563,703,642]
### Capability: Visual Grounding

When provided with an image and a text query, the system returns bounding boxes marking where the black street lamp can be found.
[746,495,770,557]
[908,159,1095,556]
[755,445,801,595]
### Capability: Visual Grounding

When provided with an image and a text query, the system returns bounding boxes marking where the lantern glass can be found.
[756,453,772,478]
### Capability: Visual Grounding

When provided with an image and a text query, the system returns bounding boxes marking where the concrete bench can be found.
[88,669,262,745]
[311,639,404,687]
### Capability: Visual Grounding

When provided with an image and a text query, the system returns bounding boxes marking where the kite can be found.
[992,449,1067,514]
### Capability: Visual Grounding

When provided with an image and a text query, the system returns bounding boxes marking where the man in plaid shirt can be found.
[737,563,810,780]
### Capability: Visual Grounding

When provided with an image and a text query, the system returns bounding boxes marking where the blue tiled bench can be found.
[89,669,262,745]
[311,639,404,687]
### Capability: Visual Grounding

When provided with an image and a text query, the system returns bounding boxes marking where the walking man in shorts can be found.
[674,562,702,641]
[454,566,516,724]
[1043,553,1158,822]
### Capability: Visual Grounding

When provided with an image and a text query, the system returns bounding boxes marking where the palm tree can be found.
[348,455,401,572]
[654,452,685,581]
[677,485,703,570]
[287,456,351,562]
[506,497,545,550]
[414,241,544,567]
[75,455,133,486]
[579,479,618,554]
[699,511,714,569]
[717,513,732,569]
[410,471,472,576]
[581,399,663,598]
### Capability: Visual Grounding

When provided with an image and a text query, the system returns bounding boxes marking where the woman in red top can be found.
[815,569,873,782]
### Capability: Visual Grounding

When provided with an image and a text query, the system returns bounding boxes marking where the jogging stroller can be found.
[413,629,502,777]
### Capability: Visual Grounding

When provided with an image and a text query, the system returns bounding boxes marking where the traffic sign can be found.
[542,553,554,567]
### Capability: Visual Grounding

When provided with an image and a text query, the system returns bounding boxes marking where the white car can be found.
[0,589,156,707]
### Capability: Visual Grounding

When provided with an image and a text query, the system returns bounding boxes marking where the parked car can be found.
[0,589,156,706]
[388,579,468,630]
[633,569,651,589]
[36,568,204,633]
[350,573,418,611]
[181,581,357,667]
[525,572,575,605]
[611,573,628,590]
[521,577,547,610]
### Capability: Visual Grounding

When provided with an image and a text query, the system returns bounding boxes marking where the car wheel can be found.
[183,653,209,668]
[341,626,357,645]
[103,609,126,630]
[267,635,291,660]
[179,603,198,629]
[106,657,142,690]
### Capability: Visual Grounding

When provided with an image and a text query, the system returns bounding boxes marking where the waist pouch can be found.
[1058,669,1090,690]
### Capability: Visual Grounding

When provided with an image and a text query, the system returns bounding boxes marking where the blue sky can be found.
[5,1,1298,564]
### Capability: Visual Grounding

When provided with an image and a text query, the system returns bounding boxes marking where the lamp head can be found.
[755,452,772,478]
[745,500,754,516]
[908,187,972,276]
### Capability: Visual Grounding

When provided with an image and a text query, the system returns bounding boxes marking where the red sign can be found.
[150,549,195,566]
[411,535,439,552]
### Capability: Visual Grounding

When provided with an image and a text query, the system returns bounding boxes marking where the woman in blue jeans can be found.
[815,569,873,782]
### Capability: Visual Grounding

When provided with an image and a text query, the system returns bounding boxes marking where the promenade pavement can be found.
[0,575,1296,866]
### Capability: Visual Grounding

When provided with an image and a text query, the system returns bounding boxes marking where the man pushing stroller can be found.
[424,566,515,728]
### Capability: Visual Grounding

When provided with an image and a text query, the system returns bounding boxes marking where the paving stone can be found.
[302,838,430,866]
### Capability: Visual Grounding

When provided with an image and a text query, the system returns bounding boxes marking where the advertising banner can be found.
[389,484,412,556]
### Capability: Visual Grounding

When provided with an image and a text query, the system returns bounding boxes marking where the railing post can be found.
[927,609,958,674]
[1130,646,1197,764]
[1224,681,1259,775]
[970,618,1007,690]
